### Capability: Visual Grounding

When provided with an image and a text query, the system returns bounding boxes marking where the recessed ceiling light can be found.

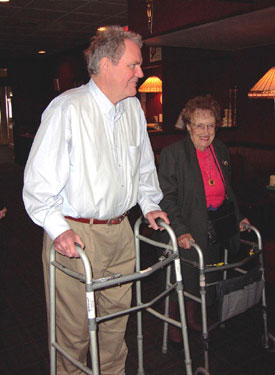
[97,26,107,32]
[37,50,46,55]
[0,0,10,3]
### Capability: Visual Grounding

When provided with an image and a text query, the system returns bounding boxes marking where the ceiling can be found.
[145,6,275,51]
[0,1,274,60]
[0,0,128,59]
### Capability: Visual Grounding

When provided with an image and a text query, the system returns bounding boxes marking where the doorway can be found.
[0,86,14,147]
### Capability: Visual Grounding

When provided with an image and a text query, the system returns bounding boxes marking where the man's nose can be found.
[135,65,144,78]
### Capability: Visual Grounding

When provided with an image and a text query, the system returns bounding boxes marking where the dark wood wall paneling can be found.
[0,48,89,164]
[128,0,275,145]
[4,42,275,165]
[128,0,275,147]
[160,45,275,146]
[162,47,234,127]
[54,50,89,93]
[1,0,274,164]
[0,45,89,135]
[128,0,272,39]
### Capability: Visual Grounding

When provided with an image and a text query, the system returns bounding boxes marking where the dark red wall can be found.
[155,44,275,146]
[128,0,275,146]
[128,0,273,39]
[4,13,275,166]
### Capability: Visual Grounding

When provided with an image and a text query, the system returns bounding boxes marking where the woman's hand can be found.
[0,207,7,219]
[239,217,250,231]
[177,233,194,249]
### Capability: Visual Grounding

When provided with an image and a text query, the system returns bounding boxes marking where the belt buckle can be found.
[89,218,94,224]
[107,212,126,225]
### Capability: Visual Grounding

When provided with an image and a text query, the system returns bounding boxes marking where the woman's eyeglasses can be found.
[191,123,216,131]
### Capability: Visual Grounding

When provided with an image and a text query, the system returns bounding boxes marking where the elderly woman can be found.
[158,95,249,340]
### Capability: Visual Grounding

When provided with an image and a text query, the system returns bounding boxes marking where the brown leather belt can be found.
[65,212,127,225]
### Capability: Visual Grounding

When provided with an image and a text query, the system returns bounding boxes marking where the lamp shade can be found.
[138,76,162,93]
[248,67,275,99]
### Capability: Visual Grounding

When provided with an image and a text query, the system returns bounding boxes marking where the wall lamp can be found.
[248,67,275,118]
[138,76,162,93]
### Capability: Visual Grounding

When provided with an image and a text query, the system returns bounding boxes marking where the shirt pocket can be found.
[128,145,140,177]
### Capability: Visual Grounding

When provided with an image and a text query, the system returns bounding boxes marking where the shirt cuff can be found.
[141,203,161,217]
[44,212,71,240]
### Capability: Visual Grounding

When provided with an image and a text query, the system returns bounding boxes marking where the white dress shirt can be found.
[23,79,163,240]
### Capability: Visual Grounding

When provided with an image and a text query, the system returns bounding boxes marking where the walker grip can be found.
[143,217,166,228]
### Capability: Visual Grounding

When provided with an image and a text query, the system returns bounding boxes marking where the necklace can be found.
[208,177,215,186]
[206,147,215,186]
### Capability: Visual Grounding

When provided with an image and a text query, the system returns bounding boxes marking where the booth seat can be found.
[228,144,275,235]
[229,145,275,195]
[149,132,182,165]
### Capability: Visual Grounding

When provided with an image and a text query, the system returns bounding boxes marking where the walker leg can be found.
[174,256,193,375]
[162,264,171,354]
[87,288,100,375]
[200,277,210,372]
[259,252,270,349]
[177,288,193,375]
[50,250,56,375]
[135,224,145,375]
[136,301,145,375]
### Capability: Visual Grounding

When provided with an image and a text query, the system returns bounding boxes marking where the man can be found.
[23,26,169,375]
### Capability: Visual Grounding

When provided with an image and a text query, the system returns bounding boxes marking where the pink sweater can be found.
[196,145,225,209]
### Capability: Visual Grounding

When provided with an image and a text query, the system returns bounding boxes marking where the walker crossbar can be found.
[52,342,93,375]
[96,283,178,324]
[52,251,177,289]
[181,247,262,273]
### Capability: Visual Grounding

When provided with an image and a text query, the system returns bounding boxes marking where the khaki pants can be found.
[42,218,136,375]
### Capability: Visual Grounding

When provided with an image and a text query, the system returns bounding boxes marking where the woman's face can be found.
[187,109,216,151]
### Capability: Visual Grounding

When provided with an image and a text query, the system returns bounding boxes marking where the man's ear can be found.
[99,57,110,74]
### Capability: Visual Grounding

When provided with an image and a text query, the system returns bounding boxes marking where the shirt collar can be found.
[88,79,124,121]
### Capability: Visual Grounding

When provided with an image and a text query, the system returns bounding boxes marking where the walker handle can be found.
[142,217,166,228]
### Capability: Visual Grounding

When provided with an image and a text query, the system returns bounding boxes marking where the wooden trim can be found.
[225,141,275,150]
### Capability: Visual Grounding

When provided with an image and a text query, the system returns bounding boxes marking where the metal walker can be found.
[161,224,275,373]
[49,217,204,375]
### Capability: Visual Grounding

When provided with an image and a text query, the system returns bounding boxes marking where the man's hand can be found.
[53,229,84,258]
[239,217,250,232]
[145,210,170,230]
[177,233,194,249]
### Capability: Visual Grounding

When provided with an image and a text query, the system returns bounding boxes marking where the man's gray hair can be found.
[84,25,142,75]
